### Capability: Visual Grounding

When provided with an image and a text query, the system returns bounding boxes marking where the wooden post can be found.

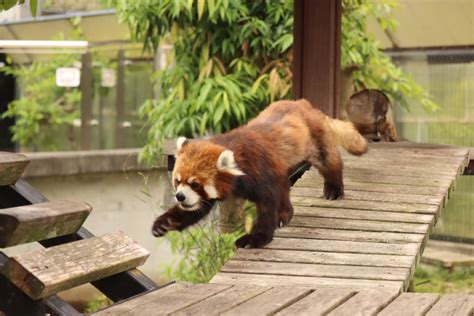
[80,52,93,150]
[293,0,342,118]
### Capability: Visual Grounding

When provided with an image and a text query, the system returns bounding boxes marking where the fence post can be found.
[80,52,93,150]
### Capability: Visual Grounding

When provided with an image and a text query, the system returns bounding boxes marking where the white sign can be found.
[101,68,116,87]
[56,67,80,87]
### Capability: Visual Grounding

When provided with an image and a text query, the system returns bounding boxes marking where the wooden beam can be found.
[2,231,149,300]
[0,152,29,186]
[0,200,92,248]
[293,0,341,117]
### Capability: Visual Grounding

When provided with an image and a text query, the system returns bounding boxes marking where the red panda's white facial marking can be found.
[175,183,201,211]
[204,183,218,199]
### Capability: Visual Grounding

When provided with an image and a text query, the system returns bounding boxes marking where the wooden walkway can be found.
[94,142,474,315]
[212,142,472,292]
[96,283,474,315]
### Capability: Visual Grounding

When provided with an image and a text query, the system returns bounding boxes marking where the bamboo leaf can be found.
[197,0,205,20]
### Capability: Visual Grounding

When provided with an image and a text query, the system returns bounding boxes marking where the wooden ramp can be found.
[211,142,471,292]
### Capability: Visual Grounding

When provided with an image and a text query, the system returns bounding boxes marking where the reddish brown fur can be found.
[152,99,367,248]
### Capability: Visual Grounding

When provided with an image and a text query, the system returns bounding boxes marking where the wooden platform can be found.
[95,283,474,315]
[211,142,471,292]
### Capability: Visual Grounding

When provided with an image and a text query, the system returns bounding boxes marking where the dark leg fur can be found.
[235,200,278,248]
[152,200,215,237]
[277,179,293,227]
[311,141,344,200]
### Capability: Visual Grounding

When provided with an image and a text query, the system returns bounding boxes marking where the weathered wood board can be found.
[0,200,92,247]
[2,231,149,299]
[94,285,474,315]
[0,152,29,186]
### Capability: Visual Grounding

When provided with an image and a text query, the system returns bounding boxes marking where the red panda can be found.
[152,99,368,248]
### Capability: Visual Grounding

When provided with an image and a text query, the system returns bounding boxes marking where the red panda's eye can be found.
[190,182,200,190]
[174,179,180,187]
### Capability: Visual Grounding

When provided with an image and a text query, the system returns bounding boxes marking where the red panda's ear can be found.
[217,150,245,176]
[176,137,188,152]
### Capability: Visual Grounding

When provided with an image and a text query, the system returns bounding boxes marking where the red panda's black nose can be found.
[176,192,186,202]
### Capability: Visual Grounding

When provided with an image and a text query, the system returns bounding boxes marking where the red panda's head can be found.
[172,137,245,211]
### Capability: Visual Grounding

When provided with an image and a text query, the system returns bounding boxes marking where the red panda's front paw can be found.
[235,233,273,249]
[323,182,344,200]
[152,216,177,237]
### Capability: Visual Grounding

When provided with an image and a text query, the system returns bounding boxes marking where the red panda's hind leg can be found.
[309,142,344,200]
[277,179,294,227]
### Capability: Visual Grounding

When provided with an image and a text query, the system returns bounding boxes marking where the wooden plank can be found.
[0,200,92,247]
[120,284,231,316]
[232,248,414,268]
[342,163,460,178]
[293,206,434,224]
[289,216,430,234]
[368,142,471,157]
[221,260,410,282]
[94,283,191,315]
[290,196,439,215]
[221,286,311,316]
[292,187,445,206]
[2,231,149,299]
[211,273,403,291]
[300,172,453,188]
[349,150,469,163]
[276,288,356,315]
[294,179,447,197]
[171,285,269,316]
[266,237,420,256]
[426,294,474,316]
[378,293,440,316]
[0,152,29,186]
[275,226,425,243]
[328,290,399,316]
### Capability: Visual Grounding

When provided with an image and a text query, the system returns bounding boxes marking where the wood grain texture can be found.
[328,290,399,316]
[294,179,448,196]
[220,260,410,282]
[378,293,440,316]
[276,288,356,315]
[221,286,311,316]
[231,248,414,268]
[299,172,452,188]
[266,237,420,256]
[0,152,29,186]
[292,187,444,206]
[0,200,92,247]
[94,283,191,315]
[275,226,425,243]
[2,231,149,299]
[171,285,268,316]
[289,216,430,234]
[293,206,434,224]
[426,294,474,316]
[210,273,403,292]
[121,284,231,316]
[290,196,439,215]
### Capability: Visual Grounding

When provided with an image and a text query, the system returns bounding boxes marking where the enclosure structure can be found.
[1,0,474,314]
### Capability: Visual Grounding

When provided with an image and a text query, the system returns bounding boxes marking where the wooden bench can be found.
[0,152,158,315]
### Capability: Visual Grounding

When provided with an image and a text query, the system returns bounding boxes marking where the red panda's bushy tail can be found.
[325,117,368,156]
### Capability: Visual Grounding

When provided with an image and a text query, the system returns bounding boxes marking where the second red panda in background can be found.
[152,99,368,248]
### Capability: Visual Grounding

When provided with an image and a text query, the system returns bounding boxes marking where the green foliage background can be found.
[111,0,438,165]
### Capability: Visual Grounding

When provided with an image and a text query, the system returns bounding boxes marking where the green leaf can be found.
[197,0,205,20]
[29,0,37,16]
[213,105,225,125]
